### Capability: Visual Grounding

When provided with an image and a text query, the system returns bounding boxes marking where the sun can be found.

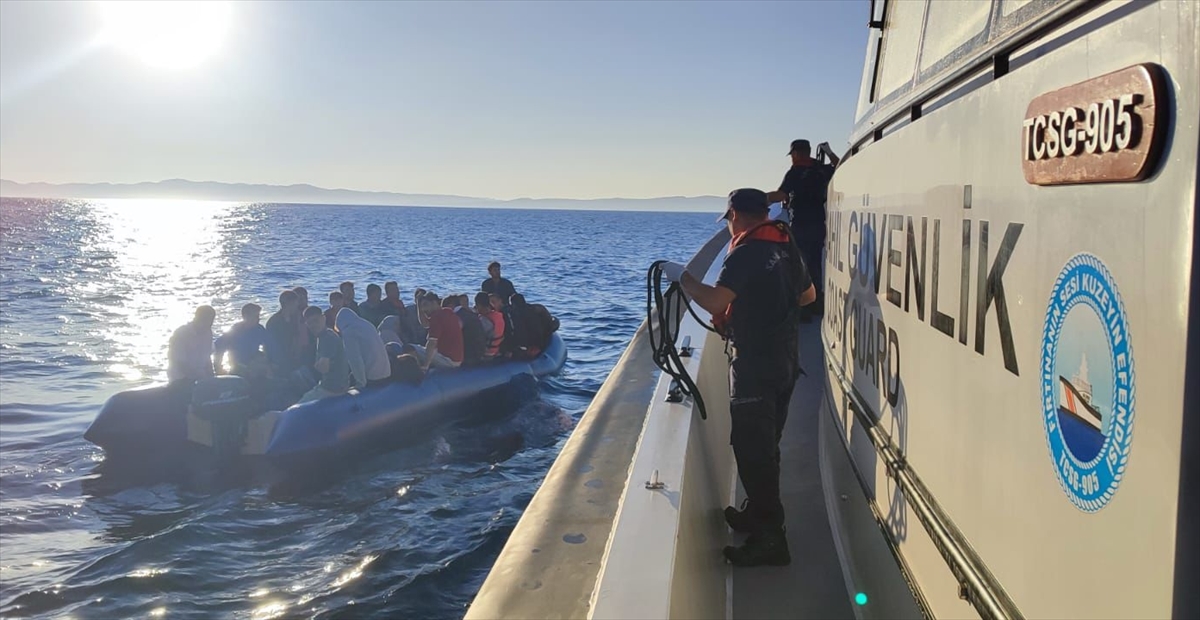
[97,1,233,70]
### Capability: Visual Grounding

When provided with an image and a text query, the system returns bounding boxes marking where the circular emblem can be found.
[1040,253,1135,512]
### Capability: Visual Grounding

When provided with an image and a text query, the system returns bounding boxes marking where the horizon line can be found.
[0,194,722,215]
[0,177,727,204]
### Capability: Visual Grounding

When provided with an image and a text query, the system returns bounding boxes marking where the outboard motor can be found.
[189,376,257,459]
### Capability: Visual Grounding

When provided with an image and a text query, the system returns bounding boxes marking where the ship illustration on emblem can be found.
[1041,254,1136,512]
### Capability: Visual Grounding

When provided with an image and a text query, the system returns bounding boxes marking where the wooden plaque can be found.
[1021,63,1167,186]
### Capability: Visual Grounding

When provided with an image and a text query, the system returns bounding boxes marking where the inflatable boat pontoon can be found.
[85,335,566,466]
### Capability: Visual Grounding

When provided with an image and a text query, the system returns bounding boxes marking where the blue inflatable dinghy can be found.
[85,335,567,466]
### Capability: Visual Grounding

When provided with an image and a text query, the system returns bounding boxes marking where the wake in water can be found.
[433,399,575,465]
[5,396,571,618]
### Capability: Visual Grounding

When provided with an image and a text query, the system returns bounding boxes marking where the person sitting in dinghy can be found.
[384,343,424,386]
[409,292,464,371]
[334,306,392,388]
[297,305,350,403]
[265,289,307,379]
[325,291,344,329]
[385,281,425,344]
[213,302,269,379]
[359,283,389,327]
[378,314,404,347]
[339,281,360,315]
[505,294,558,360]
[452,294,487,367]
[167,305,216,384]
[475,292,505,362]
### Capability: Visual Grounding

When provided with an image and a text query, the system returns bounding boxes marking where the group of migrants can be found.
[659,138,838,567]
[166,261,560,406]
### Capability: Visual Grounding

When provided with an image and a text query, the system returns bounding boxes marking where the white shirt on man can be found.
[334,307,390,387]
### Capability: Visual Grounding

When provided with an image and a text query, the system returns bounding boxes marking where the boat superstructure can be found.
[468,1,1198,618]
[821,0,1197,617]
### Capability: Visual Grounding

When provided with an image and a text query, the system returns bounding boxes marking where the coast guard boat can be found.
[469,1,1198,618]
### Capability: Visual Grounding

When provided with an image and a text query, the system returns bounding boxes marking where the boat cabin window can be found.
[1001,0,1038,18]
[873,0,924,103]
[853,0,1075,147]
[993,0,1071,41]
[857,0,886,113]
[918,0,991,76]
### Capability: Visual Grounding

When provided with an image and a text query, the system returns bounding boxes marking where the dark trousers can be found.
[794,223,825,298]
[729,358,799,532]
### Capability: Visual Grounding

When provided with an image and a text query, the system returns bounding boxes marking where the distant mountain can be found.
[0,178,724,213]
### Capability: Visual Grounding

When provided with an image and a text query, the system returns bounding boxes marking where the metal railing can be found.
[467,228,729,619]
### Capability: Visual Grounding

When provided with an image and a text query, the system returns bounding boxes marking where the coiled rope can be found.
[645,261,718,420]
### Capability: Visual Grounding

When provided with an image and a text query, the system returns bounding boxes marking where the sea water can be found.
[0,198,715,618]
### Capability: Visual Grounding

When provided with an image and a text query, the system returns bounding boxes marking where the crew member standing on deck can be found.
[766,139,837,319]
[659,188,816,567]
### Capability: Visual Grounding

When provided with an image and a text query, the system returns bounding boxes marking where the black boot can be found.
[724,499,756,533]
[723,529,790,567]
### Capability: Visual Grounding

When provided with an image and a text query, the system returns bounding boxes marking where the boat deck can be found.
[732,320,853,620]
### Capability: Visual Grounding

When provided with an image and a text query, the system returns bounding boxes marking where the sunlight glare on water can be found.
[90,199,238,383]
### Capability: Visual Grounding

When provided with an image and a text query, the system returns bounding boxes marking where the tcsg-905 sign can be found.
[1022,64,1166,186]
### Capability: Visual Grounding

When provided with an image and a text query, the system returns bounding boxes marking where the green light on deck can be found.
[855,592,869,606]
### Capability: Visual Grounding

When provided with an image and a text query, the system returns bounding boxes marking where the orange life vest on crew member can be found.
[711,220,800,338]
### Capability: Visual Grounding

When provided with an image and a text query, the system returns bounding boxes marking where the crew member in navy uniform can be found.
[659,188,816,566]
[767,139,837,319]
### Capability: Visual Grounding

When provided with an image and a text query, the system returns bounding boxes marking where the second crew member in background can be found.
[767,139,838,319]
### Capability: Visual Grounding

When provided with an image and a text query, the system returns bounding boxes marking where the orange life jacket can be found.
[711,220,797,338]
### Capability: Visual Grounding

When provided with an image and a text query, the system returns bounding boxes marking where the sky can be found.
[0,1,869,201]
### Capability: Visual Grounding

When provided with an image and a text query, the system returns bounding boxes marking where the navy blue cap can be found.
[788,139,811,155]
[718,188,770,222]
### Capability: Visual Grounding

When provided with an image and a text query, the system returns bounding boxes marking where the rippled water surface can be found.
[0,198,714,618]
